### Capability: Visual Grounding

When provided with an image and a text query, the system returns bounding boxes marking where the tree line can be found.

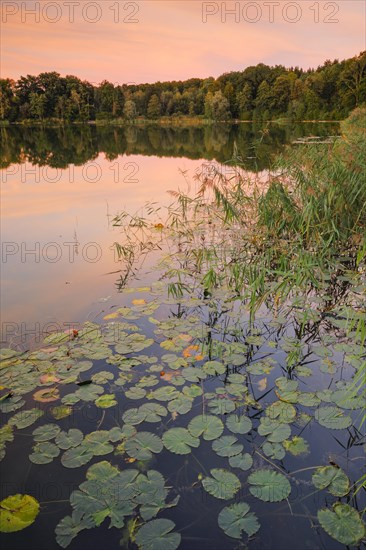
[1,52,365,123]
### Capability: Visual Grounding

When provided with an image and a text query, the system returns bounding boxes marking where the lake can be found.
[1,122,365,550]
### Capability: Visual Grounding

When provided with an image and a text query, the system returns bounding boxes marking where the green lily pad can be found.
[212,436,243,457]
[265,401,296,423]
[125,432,163,460]
[50,406,72,420]
[168,395,193,415]
[218,502,260,539]
[202,469,241,500]
[283,436,309,456]
[228,453,253,471]
[226,414,252,435]
[55,512,94,548]
[202,360,226,375]
[84,431,114,456]
[135,518,181,550]
[315,406,352,429]
[248,469,291,502]
[9,408,44,429]
[262,442,286,460]
[208,398,235,415]
[163,428,200,455]
[61,443,93,468]
[148,387,179,402]
[95,394,117,408]
[318,503,365,546]
[187,415,224,441]
[56,429,84,450]
[0,494,40,532]
[29,441,60,464]
[258,417,291,443]
[312,466,350,496]
[32,423,61,442]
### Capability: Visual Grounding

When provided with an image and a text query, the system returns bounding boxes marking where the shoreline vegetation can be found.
[0,116,342,127]
[1,52,365,126]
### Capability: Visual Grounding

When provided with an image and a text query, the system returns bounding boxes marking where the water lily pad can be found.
[265,401,296,423]
[202,469,241,500]
[61,443,93,468]
[33,387,60,403]
[125,432,163,460]
[162,428,199,455]
[212,436,243,457]
[33,423,61,442]
[29,441,60,464]
[218,502,260,539]
[283,436,309,456]
[315,406,352,429]
[187,415,224,441]
[202,360,226,375]
[55,511,94,548]
[228,453,253,471]
[84,431,114,456]
[168,395,193,415]
[135,518,181,550]
[318,503,365,546]
[0,494,40,532]
[262,442,286,460]
[248,469,291,502]
[95,394,117,408]
[208,398,235,415]
[312,466,349,496]
[258,417,291,443]
[148,387,179,402]
[9,408,44,429]
[226,414,252,435]
[56,429,84,450]
[50,406,72,420]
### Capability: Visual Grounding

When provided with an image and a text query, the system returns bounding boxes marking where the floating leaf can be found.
[248,469,291,502]
[33,387,60,403]
[8,408,44,429]
[84,431,114,456]
[283,437,309,456]
[50,406,72,420]
[312,466,349,496]
[218,502,260,539]
[202,469,241,500]
[208,398,235,415]
[226,414,252,435]
[29,442,60,464]
[55,512,94,548]
[318,503,365,546]
[315,406,352,430]
[135,518,181,550]
[0,494,39,532]
[265,401,296,423]
[95,394,117,408]
[202,361,226,376]
[61,443,93,468]
[187,415,224,441]
[33,424,61,442]
[262,442,286,460]
[258,417,291,443]
[56,429,84,450]
[162,428,199,455]
[212,436,243,457]
[229,453,253,471]
[125,432,163,460]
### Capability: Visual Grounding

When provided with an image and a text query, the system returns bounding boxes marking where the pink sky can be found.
[1,1,365,84]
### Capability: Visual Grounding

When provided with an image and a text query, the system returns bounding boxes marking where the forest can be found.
[1,51,365,123]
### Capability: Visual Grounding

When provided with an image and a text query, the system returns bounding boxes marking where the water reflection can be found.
[0,122,339,171]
